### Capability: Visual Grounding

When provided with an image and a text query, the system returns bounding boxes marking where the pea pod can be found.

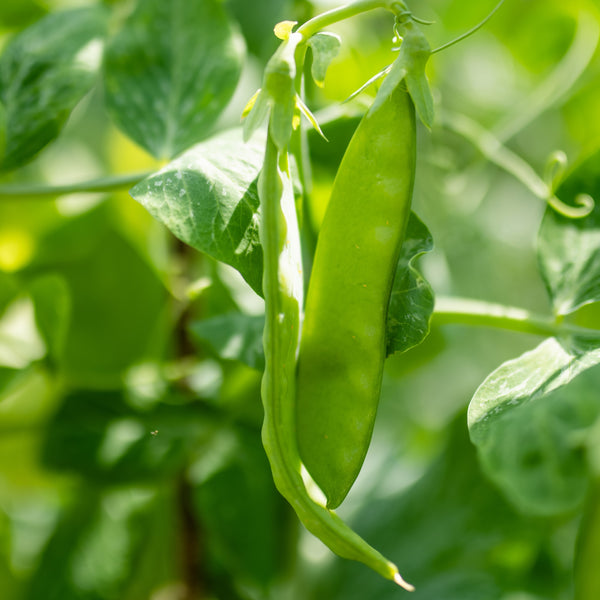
[296,82,417,509]
[259,125,413,590]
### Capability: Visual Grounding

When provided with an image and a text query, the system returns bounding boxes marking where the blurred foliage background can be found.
[1,0,600,599]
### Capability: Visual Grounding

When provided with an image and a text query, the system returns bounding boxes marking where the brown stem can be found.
[177,474,204,600]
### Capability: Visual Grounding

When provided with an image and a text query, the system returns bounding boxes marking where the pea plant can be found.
[1,0,600,599]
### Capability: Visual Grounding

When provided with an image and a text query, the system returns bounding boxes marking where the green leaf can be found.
[0,6,107,171]
[62,232,167,385]
[103,0,245,159]
[386,212,434,355]
[307,32,341,87]
[189,312,265,371]
[130,128,265,296]
[27,205,169,386]
[43,389,209,482]
[468,337,600,514]
[538,150,600,315]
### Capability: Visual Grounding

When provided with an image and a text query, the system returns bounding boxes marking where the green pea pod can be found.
[296,82,417,509]
[259,129,413,590]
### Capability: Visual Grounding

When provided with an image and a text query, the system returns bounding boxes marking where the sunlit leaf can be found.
[468,337,600,514]
[130,128,265,296]
[0,6,107,171]
[103,0,244,159]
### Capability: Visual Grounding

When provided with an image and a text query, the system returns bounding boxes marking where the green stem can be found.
[431,0,505,54]
[440,110,593,218]
[433,296,600,339]
[440,110,547,196]
[0,171,152,198]
[297,0,390,40]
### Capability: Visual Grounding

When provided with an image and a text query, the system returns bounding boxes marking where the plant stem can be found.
[433,296,600,339]
[0,171,153,198]
[297,0,389,40]
[177,474,204,600]
[440,110,593,218]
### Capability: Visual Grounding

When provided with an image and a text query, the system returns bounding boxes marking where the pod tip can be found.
[394,572,415,592]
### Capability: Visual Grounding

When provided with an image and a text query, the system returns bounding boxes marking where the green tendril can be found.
[547,193,595,219]
[543,150,595,218]
[432,0,505,54]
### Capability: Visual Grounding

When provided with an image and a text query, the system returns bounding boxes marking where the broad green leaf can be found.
[538,149,600,315]
[468,337,600,514]
[130,128,265,296]
[0,7,107,171]
[468,337,600,442]
[43,389,209,482]
[308,32,341,87]
[103,0,245,159]
[24,204,169,386]
[386,212,434,355]
[189,312,265,371]
[60,231,167,386]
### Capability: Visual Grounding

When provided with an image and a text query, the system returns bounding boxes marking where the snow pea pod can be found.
[259,126,413,591]
[296,82,417,509]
